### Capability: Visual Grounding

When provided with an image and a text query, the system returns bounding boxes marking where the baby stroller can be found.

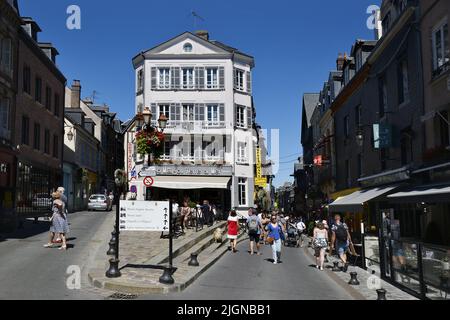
[285,225,299,247]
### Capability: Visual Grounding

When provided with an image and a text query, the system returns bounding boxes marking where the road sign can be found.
[139,167,157,177]
[119,200,170,232]
[143,176,154,187]
[130,185,137,193]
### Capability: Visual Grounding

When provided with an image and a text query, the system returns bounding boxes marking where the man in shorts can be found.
[331,214,352,272]
[247,209,263,255]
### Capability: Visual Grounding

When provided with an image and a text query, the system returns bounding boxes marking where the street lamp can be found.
[142,107,153,126]
[67,129,74,142]
[356,129,364,147]
[158,114,168,131]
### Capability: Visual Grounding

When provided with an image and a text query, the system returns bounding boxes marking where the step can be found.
[145,221,227,265]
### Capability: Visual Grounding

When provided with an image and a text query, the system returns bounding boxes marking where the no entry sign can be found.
[143,176,154,187]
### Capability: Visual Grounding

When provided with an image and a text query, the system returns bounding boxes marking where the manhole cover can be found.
[106,292,139,300]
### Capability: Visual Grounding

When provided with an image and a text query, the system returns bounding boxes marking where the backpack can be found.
[248,217,259,233]
[335,224,348,242]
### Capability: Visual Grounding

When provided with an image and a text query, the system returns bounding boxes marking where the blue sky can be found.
[19,0,377,187]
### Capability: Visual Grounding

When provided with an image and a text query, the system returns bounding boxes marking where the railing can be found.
[159,151,226,163]
[152,120,227,131]
[432,60,450,79]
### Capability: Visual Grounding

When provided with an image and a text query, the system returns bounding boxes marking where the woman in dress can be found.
[227,210,239,253]
[44,192,69,250]
[313,222,329,270]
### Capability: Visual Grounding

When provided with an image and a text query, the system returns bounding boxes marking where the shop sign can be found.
[373,124,393,149]
[255,177,267,188]
[154,165,232,177]
[139,166,157,177]
[119,200,169,232]
[314,155,323,166]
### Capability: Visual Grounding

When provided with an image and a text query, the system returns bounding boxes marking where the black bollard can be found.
[159,267,175,284]
[107,241,116,256]
[105,258,121,278]
[332,261,341,272]
[377,289,387,300]
[188,253,200,267]
[349,272,360,285]
[110,230,117,243]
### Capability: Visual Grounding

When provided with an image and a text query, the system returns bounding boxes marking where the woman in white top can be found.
[313,222,329,271]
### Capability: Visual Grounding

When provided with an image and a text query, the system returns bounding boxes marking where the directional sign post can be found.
[119,200,169,232]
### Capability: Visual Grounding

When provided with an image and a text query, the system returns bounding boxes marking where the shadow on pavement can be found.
[0,218,50,242]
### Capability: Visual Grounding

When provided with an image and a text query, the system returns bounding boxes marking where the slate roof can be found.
[303,93,320,127]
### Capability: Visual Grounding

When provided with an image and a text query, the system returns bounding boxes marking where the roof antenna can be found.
[91,90,99,104]
[188,10,205,30]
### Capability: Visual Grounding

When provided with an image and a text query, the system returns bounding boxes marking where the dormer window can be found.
[355,49,363,72]
[183,43,193,53]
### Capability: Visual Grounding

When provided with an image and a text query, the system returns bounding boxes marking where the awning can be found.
[151,176,231,190]
[387,183,450,203]
[330,188,361,201]
[329,185,399,213]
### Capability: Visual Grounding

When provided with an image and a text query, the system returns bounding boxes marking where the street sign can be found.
[119,200,170,232]
[255,177,267,188]
[143,176,154,187]
[130,185,137,193]
[139,167,157,177]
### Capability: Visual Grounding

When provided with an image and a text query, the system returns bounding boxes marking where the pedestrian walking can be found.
[227,210,239,253]
[267,215,282,264]
[55,187,68,244]
[247,209,263,255]
[44,192,69,250]
[296,218,306,247]
[330,214,352,272]
[313,222,329,270]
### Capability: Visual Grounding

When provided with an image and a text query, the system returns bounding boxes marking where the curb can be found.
[88,229,248,295]
[302,245,367,300]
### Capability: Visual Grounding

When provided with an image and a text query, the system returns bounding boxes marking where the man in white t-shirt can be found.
[296,219,306,248]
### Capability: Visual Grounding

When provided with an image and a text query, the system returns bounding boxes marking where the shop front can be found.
[0,150,16,231]
[377,183,450,300]
[142,176,231,220]
[328,185,400,268]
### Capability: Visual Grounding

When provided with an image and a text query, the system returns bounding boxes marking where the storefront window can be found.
[422,245,450,300]
[391,240,422,295]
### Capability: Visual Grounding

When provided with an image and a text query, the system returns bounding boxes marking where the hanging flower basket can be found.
[135,128,165,160]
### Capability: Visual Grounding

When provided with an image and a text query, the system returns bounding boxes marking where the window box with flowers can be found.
[135,128,165,161]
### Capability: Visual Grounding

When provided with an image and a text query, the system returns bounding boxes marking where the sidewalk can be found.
[303,240,418,300]
[88,221,247,295]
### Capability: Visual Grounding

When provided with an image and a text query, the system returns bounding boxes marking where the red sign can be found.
[143,176,154,187]
[314,155,323,166]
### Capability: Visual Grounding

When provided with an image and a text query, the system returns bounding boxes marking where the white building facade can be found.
[126,31,256,215]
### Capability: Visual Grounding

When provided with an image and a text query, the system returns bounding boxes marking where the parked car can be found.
[32,193,52,211]
[87,194,112,212]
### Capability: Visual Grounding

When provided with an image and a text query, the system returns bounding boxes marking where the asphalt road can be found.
[140,240,355,300]
[0,210,112,300]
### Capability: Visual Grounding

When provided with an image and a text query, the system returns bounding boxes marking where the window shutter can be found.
[233,68,237,90]
[151,67,157,90]
[195,104,205,121]
[171,67,180,90]
[233,177,239,208]
[233,104,238,128]
[247,106,253,129]
[195,67,205,90]
[150,103,157,118]
[219,67,225,90]
[246,71,252,94]
[175,103,181,121]
[219,104,225,122]
[170,103,176,121]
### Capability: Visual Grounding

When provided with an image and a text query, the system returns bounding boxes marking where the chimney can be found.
[336,53,345,71]
[195,30,209,41]
[70,80,81,109]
